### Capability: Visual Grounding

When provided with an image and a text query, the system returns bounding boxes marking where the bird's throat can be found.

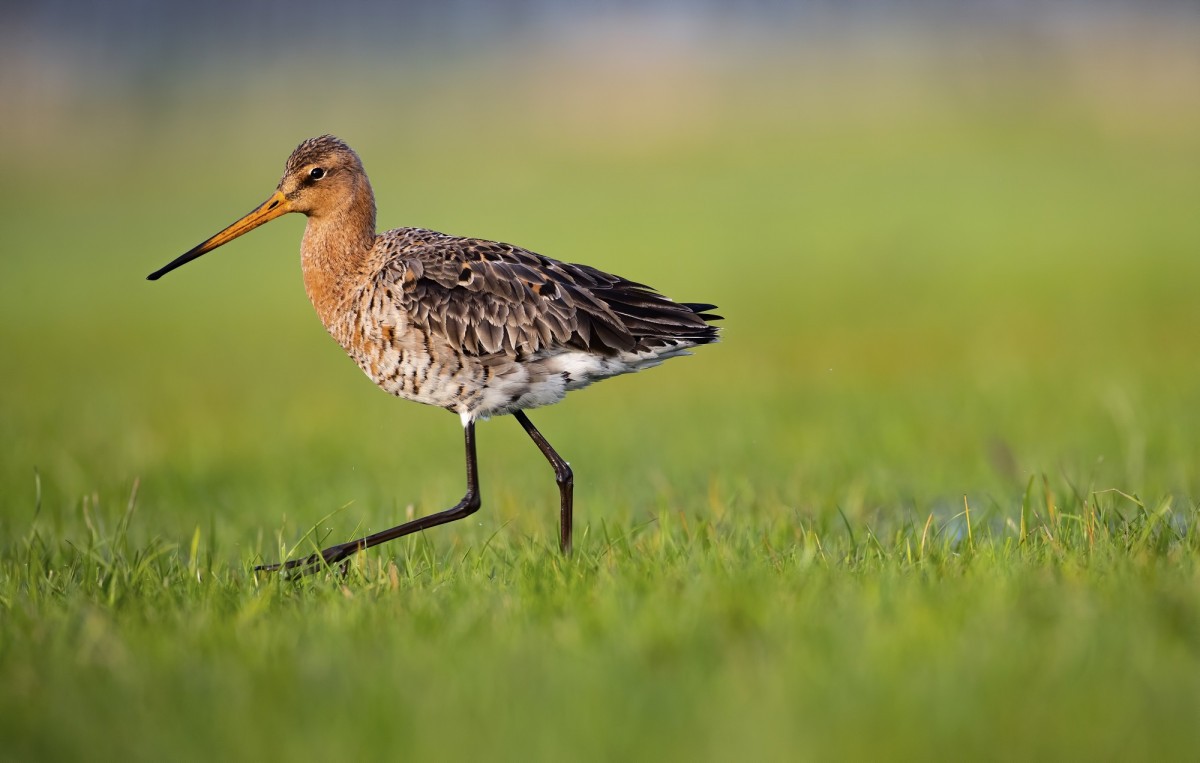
[300,198,377,330]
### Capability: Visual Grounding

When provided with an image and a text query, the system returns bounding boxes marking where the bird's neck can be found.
[300,181,377,329]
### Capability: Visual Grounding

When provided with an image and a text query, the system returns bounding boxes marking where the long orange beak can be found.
[147,190,292,280]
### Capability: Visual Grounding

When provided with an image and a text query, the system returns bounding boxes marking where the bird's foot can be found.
[255,540,363,578]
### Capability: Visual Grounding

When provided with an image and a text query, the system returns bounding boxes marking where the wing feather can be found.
[375,228,718,357]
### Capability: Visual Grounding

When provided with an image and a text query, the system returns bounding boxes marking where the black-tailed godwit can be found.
[148,135,720,572]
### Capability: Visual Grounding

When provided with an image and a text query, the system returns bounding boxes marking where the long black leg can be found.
[257,421,481,575]
[513,410,574,555]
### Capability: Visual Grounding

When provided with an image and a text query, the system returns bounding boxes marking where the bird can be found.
[148,135,720,573]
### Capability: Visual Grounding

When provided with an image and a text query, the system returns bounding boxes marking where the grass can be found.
[3,36,1200,761]
[4,486,1200,761]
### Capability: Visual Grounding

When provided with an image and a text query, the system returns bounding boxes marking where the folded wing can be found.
[377,229,720,358]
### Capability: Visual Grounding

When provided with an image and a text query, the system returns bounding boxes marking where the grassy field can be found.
[3,33,1200,761]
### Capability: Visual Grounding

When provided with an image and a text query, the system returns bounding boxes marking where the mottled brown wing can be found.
[377,231,641,357]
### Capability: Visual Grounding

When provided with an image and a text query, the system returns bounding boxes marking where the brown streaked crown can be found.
[284,135,361,176]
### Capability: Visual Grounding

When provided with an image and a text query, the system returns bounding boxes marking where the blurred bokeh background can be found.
[2,1,1199,547]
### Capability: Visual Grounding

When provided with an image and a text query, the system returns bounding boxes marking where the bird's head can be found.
[275,135,369,217]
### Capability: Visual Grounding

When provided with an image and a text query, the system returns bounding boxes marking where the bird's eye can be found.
[309,167,325,180]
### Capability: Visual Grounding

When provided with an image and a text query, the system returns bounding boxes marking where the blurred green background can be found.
[3,2,1197,533]
[2,2,1200,759]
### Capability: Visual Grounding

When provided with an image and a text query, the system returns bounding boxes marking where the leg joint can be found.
[555,462,573,488]
[463,490,482,513]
